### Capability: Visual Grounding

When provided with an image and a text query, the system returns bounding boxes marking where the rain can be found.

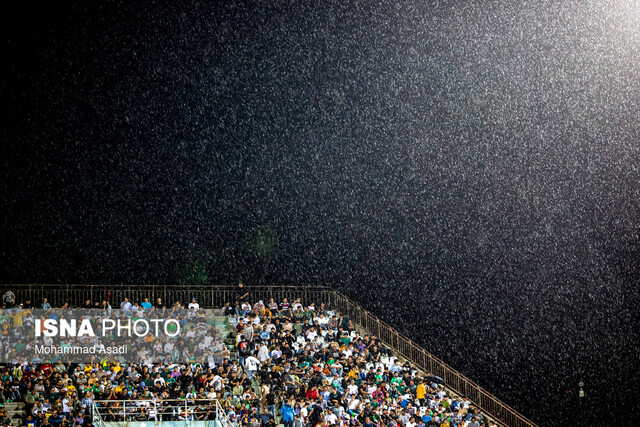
[2,0,639,425]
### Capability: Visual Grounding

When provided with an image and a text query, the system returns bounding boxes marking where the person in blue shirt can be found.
[141,298,152,311]
[25,415,38,427]
[120,298,132,311]
[259,325,271,341]
[48,411,63,427]
[422,412,432,424]
[280,400,295,427]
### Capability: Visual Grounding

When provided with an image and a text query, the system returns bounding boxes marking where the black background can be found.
[2,1,639,425]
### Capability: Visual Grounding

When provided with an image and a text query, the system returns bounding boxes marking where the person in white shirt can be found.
[210,374,223,391]
[342,345,353,359]
[62,397,72,415]
[270,346,282,360]
[203,332,214,347]
[188,298,200,311]
[325,409,338,425]
[154,374,165,388]
[206,388,216,400]
[257,343,271,363]
[347,381,358,397]
[266,321,276,333]
[244,355,260,380]
[347,397,361,411]
[306,328,318,341]
[205,349,216,367]
[367,384,377,396]
[317,313,329,329]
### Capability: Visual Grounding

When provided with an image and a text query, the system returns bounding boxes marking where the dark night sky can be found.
[2,1,639,425]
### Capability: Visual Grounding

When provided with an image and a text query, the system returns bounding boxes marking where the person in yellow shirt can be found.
[115,381,126,395]
[11,309,23,328]
[12,366,23,381]
[66,381,77,396]
[416,380,426,406]
[347,368,359,379]
[87,374,98,388]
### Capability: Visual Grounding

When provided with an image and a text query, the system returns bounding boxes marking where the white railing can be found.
[92,402,106,427]
[93,399,234,426]
[215,399,234,427]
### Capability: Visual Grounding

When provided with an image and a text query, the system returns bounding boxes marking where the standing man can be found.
[2,290,15,307]
[244,354,260,381]
[188,298,200,312]
[280,399,295,427]
[235,283,249,305]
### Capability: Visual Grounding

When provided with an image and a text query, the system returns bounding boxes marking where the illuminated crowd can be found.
[0,289,499,427]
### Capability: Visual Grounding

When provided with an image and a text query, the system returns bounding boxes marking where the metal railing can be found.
[92,402,106,427]
[331,290,537,427]
[5,284,536,427]
[92,399,234,426]
[6,284,334,310]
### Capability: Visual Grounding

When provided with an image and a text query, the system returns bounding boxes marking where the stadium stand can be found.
[0,286,535,427]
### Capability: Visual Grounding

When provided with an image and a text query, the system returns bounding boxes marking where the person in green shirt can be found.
[304,308,314,323]
[25,390,36,407]
[14,340,26,354]
[390,373,402,386]
[397,381,407,395]
[143,373,154,388]
[340,334,351,346]
[293,319,303,335]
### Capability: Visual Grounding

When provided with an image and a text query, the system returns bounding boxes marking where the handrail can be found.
[215,399,233,427]
[93,399,235,425]
[330,289,537,427]
[6,284,536,427]
[92,402,106,427]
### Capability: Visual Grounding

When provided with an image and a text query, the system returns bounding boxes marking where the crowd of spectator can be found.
[0,287,500,427]
[216,286,499,427]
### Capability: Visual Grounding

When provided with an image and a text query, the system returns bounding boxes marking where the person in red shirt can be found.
[40,363,52,377]
[305,385,318,400]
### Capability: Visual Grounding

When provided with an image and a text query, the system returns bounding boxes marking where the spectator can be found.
[120,298,132,311]
[188,298,200,312]
[235,283,249,305]
[0,292,500,427]
[2,291,15,308]
[244,354,261,381]
[280,399,295,427]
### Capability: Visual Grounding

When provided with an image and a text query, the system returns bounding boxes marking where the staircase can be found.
[204,309,238,360]
[218,315,239,362]
[6,401,25,427]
